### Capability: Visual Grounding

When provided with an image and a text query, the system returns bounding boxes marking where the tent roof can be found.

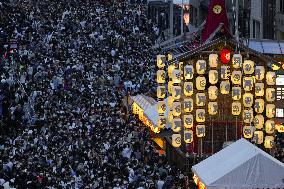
[130,94,156,111]
[192,138,284,188]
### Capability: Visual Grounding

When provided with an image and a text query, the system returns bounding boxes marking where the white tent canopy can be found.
[130,95,155,111]
[192,138,284,189]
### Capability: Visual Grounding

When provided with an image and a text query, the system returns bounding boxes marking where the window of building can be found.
[253,20,260,38]
[276,108,284,117]
[281,0,284,13]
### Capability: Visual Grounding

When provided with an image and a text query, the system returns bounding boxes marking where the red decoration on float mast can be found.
[220,48,231,64]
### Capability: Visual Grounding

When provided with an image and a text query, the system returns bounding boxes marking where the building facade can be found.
[276,0,284,40]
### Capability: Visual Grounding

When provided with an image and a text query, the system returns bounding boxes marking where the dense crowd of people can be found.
[0,0,190,188]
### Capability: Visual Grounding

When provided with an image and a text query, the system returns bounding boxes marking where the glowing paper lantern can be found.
[243,77,254,91]
[276,124,284,132]
[196,109,206,123]
[196,76,206,90]
[168,110,173,123]
[221,66,230,79]
[168,96,174,110]
[232,54,242,68]
[232,87,242,101]
[196,125,206,137]
[184,65,194,80]
[173,102,181,117]
[266,104,275,118]
[208,86,218,100]
[264,136,274,149]
[220,80,230,94]
[254,114,264,129]
[157,70,166,84]
[157,116,166,128]
[243,108,254,123]
[266,71,276,85]
[157,55,165,68]
[196,60,206,74]
[172,118,182,132]
[157,101,166,114]
[253,131,264,144]
[231,71,242,85]
[243,126,254,139]
[172,86,181,100]
[179,62,183,74]
[172,69,181,84]
[243,93,253,107]
[254,99,264,114]
[184,114,194,129]
[243,60,254,74]
[208,102,218,115]
[220,48,231,64]
[184,82,194,97]
[172,134,181,147]
[157,86,166,99]
[255,83,264,97]
[168,65,175,78]
[265,119,275,134]
[184,130,193,143]
[196,93,206,107]
[255,66,265,81]
[232,101,242,115]
[184,98,194,113]
[209,54,218,68]
[168,81,173,94]
[209,70,218,84]
[266,88,276,102]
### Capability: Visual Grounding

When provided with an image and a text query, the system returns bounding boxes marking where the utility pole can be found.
[169,0,174,38]
[235,0,239,41]
[181,0,184,35]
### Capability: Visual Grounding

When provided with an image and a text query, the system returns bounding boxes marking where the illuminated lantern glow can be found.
[232,87,242,101]
[220,80,230,94]
[183,12,190,26]
[172,69,181,84]
[168,53,173,61]
[254,114,264,129]
[157,86,166,99]
[184,65,194,80]
[196,76,207,90]
[264,136,274,149]
[196,109,206,123]
[266,88,276,102]
[179,62,184,75]
[209,70,218,84]
[266,71,276,85]
[243,77,254,91]
[172,86,181,100]
[209,54,218,68]
[243,108,254,123]
[196,125,206,137]
[255,83,265,97]
[168,110,173,124]
[196,60,207,74]
[221,66,230,79]
[243,125,254,139]
[173,102,181,117]
[231,71,242,85]
[157,101,166,114]
[157,116,167,128]
[232,54,242,68]
[208,102,218,115]
[172,134,181,147]
[184,98,194,113]
[266,104,276,118]
[232,101,242,115]
[265,119,275,134]
[168,81,173,94]
[243,60,254,74]
[243,93,254,107]
[157,70,166,84]
[196,93,206,107]
[184,82,194,97]
[184,130,193,143]
[152,126,160,134]
[254,99,265,114]
[168,65,176,78]
[253,131,264,144]
[255,66,265,81]
[168,96,174,110]
[276,124,284,132]
[172,118,182,132]
[157,55,165,68]
[220,48,231,64]
[184,114,194,129]
[208,86,218,100]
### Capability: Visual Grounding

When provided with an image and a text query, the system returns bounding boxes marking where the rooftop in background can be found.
[243,39,284,55]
